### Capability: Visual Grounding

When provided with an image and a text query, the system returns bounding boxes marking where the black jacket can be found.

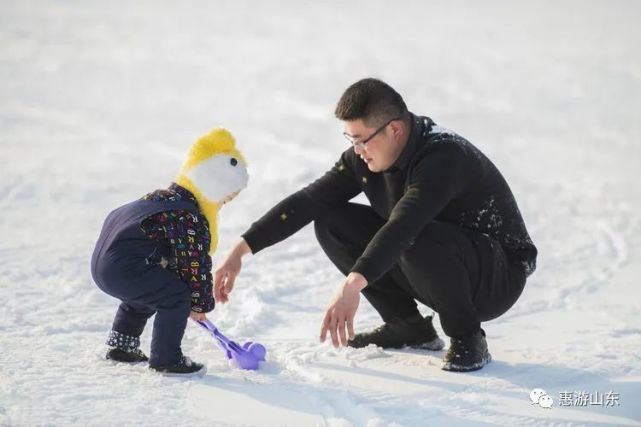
[242,114,537,283]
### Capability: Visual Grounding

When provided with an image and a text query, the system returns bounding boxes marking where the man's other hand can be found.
[320,272,368,347]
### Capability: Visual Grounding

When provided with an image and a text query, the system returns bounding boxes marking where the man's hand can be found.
[320,272,368,347]
[214,238,252,304]
[190,311,207,322]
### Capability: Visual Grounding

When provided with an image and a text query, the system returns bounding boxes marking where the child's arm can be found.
[173,210,215,313]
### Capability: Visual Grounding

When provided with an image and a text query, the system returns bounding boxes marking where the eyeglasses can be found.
[343,117,401,148]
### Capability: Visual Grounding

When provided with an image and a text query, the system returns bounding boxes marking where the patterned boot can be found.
[105,330,149,363]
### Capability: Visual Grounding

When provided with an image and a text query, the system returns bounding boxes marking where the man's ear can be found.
[389,120,403,138]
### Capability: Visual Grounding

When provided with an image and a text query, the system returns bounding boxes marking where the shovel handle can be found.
[193,319,231,355]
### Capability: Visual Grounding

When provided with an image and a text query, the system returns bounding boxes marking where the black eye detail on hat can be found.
[230,158,238,166]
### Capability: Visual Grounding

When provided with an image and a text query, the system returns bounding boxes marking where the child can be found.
[91,128,248,375]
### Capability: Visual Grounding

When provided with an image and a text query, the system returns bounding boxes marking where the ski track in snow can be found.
[2,1,641,426]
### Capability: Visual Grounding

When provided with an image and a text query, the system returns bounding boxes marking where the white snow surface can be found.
[1,1,641,426]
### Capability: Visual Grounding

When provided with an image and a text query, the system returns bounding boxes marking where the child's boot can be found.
[105,330,149,363]
[149,355,206,375]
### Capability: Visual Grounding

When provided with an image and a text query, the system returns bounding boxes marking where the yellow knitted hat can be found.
[176,128,248,253]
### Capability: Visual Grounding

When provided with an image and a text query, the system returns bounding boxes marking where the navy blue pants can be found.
[91,199,197,367]
[96,265,192,366]
[314,203,526,339]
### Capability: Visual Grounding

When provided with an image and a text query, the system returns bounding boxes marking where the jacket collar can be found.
[390,112,424,171]
[389,114,438,171]
[169,182,200,208]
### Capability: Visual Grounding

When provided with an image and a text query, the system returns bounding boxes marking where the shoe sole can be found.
[150,365,208,377]
[106,359,149,365]
[349,336,446,351]
[106,355,149,364]
[410,337,446,351]
[106,350,149,364]
[441,351,492,372]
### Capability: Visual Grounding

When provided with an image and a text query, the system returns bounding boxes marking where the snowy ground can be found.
[1,1,641,426]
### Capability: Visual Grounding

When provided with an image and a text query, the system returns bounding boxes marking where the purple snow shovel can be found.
[193,319,266,370]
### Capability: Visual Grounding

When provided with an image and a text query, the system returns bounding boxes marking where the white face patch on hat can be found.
[186,153,248,204]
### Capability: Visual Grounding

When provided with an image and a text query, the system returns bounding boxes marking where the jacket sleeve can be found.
[242,149,362,254]
[175,211,214,313]
[350,144,469,284]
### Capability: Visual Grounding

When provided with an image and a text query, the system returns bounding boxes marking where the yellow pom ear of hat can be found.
[175,128,248,254]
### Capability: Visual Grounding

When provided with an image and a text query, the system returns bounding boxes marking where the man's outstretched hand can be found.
[214,238,252,304]
[320,272,368,347]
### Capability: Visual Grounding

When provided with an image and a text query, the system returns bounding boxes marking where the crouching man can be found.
[215,78,537,372]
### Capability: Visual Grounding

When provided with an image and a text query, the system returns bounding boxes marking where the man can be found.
[214,78,537,372]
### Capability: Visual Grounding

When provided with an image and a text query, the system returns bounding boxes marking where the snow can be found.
[1,0,641,426]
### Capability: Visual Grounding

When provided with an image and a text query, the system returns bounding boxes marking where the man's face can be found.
[343,118,404,172]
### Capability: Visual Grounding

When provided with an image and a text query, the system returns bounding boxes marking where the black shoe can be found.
[348,313,445,350]
[441,329,491,372]
[149,355,206,376]
[106,347,149,363]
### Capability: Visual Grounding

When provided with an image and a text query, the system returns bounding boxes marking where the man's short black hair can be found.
[334,78,409,126]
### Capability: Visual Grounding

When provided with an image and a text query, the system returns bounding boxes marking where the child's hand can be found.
[190,311,207,322]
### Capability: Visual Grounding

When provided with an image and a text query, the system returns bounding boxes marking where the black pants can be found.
[314,203,526,339]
